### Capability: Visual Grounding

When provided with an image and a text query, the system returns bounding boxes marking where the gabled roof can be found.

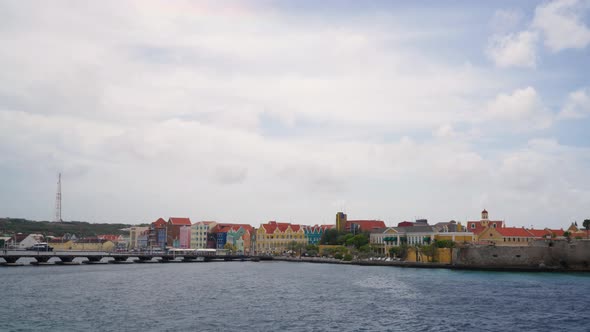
[260,221,302,234]
[495,227,533,237]
[169,217,192,226]
[152,218,167,227]
[467,220,504,235]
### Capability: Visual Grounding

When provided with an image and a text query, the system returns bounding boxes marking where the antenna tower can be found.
[55,173,62,222]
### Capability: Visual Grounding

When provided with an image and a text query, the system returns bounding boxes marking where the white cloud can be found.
[0,2,587,229]
[532,0,590,51]
[484,86,553,129]
[558,87,590,119]
[486,30,538,68]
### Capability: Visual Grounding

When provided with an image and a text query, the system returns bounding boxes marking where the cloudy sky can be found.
[1,1,589,228]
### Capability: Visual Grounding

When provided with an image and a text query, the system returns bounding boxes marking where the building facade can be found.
[256,221,306,255]
[167,217,192,248]
[129,226,149,249]
[303,225,333,245]
[149,218,167,249]
[190,221,217,249]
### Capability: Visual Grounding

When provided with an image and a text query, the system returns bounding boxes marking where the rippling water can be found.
[1,262,588,331]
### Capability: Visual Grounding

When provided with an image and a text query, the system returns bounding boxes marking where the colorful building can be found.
[256,221,306,255]
[149,218,167,249]
[226,225,253,254]
[190,221,217,249]
[129,227,149,249]
[179,226,191,249]
[210,223,254,252]
[167,217,192,248]
[303,225,333,245]
[478,227,536,245]
[466,210,505,239]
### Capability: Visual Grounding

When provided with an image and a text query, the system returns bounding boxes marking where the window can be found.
[471,223,475,229]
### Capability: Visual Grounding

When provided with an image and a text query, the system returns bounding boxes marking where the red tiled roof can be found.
[263,222,277,234]
[466,221,504,235]
[152,218,167,227]
[496,227,534,237]
[548,229,565,236]
[527,229,550,238]
[260,221,301,234]
[346,220,386,232]
[169,217,192,226]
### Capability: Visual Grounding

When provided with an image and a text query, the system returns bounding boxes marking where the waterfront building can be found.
[167,217,192,248]
[370,226,438,255]
[17,233,45,249]
[17,233,44,249]
[303,225,333,245]
[466,210,505,239]
[70,238,115,251]
[190,221,217,249]
[149,218,167,248]
[137,230,149,249]
[210,223,254,251]
[226,225,253,254]
[48,238,73,250]
[179,226,191,249]
[434,232,475,243]
[478,227,536,245]
[256,221,305,255]
[129,227,149,249]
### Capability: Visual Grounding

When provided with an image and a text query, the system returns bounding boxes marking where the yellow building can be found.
[256,221,305,255]
[70,239,115,251]
[477,227,535,246]
[48,239,73,250]
[434,233,475,243]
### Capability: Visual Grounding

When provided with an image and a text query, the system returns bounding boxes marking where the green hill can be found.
[0,218,148,237]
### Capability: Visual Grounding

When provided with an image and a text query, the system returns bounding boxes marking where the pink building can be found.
[179,226,191,249]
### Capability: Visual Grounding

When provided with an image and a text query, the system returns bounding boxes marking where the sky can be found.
[1,0,589,228]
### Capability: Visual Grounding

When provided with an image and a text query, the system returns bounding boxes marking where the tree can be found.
[224,243,237,252]
[389,244,408,259]
[583,219,590,239]
[305,244,319,256]
[320,229,341,245]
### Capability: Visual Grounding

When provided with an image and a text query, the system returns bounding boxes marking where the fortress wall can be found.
[452,240,590,270]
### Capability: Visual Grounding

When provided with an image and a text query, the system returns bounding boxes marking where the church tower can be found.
[481,209,489,220]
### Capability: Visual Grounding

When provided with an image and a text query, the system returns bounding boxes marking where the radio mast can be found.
[55,173,62,222]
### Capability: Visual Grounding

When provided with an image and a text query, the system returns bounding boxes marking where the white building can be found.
[18,234,44,249]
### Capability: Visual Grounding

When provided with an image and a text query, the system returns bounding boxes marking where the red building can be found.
[167,217,192,247]
[345,220,386,233]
